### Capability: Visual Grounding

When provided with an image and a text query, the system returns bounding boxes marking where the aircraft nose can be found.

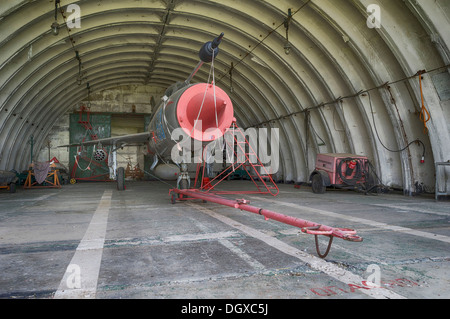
[176,83,234,142]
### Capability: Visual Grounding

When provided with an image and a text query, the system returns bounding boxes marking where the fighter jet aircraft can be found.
[60,33,234,190]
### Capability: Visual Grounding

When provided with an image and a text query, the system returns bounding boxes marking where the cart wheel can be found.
[117,167,125,191]
[312,174,326,194]
[70,178,77,184]
[171,193,176,204]
[9,183,16,193]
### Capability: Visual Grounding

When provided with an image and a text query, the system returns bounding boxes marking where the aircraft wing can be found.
[58,132,152,149]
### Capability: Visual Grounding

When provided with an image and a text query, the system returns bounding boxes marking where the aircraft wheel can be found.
[177,179,189,200]
[179,179,188,190]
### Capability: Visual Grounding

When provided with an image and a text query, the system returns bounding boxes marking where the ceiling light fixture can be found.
[51,0,60,36]
[283,8,292,55]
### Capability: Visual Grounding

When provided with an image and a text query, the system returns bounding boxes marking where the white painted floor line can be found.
[249,196,450,244]
[164,231,240,243]
[219,238,267,272]
[188,203,407,299]
[11,194,57,202]
[372,204,450,217]
[185,215,267,272]
[54,190,112,299]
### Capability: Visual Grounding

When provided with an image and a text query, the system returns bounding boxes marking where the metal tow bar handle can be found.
[301,226,363,258]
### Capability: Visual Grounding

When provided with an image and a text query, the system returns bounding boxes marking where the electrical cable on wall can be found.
[53,0,90,92]
[218,0,312,84]
[417,71,431,135]
[247,64,449,129]
[365,91,426,163]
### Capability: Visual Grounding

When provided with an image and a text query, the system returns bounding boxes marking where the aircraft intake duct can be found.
[147,82,234,160]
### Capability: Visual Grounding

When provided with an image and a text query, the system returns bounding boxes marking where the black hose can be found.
[337,158,363,186]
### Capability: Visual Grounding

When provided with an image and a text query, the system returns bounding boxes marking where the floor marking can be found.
[188,203,406,299]
[104,231,243,248]
[1,193,57,202]
[249,196,450,244]
[372,204,450,217]
[164,231,241,243]
[218,238,267,272]
[54,190,112,299]
[185,215,267,272]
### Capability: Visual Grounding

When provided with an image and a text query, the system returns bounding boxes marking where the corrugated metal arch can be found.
[0,0,449,194]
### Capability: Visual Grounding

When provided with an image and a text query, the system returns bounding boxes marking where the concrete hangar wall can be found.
[0,0,449,195]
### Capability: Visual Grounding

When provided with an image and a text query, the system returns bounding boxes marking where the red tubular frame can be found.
[193,121,279,196]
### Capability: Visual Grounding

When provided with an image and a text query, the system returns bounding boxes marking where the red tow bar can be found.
[170,188,363,258]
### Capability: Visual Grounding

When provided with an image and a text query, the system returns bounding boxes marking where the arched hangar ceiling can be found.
[0,0,449,195]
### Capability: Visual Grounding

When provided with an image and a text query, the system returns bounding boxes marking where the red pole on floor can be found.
[170,189,363,243]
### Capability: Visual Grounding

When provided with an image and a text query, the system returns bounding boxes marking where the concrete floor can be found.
[0,180,449,300]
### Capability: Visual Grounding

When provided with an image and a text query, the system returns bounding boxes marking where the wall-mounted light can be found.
[50,0,60,36]
[51,21,59,36]
[284,42,292,55]
[283,8,292,55]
